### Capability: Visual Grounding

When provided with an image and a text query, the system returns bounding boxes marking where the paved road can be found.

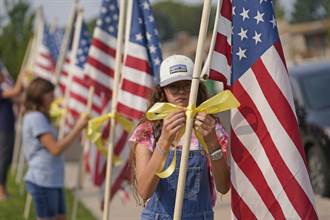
[65,163,330,220]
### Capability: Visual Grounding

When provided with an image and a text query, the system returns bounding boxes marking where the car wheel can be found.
[307,144,330,197]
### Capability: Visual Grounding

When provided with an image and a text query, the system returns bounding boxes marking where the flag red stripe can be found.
[85,76,113,97]
[61,71,69,77]
[274,40,287,71]
[214,33,232,66]
[251,59,306,164]
[209,69,229,88]
[117,102,144,120]
[232,81,318,219]
[121,78,153,99]
[231,131,286,219]
[69,91,103,113]
[220,0,232,21]
[87,56,114,79]
[125,55,151,75]
[35,63,55,72]
[92,38,116,57]
[114,132,128,155]
[231,187,257,220]
[40,52,54,61]
[72,75,89,87]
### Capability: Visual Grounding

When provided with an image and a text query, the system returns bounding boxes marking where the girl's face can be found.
[42,91,55,111]
[163,80,191,107]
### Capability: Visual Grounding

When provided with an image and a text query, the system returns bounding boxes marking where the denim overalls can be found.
[141,148,214,220]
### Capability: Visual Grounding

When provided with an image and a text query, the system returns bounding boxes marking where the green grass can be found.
[0,173,96,220]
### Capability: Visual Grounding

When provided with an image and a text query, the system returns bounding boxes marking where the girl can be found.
[22,78,88,220]
[130,55,230,220]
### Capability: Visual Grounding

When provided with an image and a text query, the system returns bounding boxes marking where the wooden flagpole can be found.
[58,8,84,139]
[10,36,34,176]
[102,0,127,219]
[54,0,79,86]
[71,86,95,220]
[201,0,223,80]
[173,1,212,219]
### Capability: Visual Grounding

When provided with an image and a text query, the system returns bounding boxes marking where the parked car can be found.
[289,60,330,197]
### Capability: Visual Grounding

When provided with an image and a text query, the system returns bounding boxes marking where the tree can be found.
[0,0,33,78]
[152,1,216,41]
[291,0,330,23]
[273,0,285,19]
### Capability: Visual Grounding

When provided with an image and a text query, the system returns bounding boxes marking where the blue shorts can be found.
[25,181,66,218]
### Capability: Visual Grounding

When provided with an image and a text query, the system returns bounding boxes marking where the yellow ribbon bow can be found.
[49,97,65,127]
[146,90,240,178]
[87,112,134,166]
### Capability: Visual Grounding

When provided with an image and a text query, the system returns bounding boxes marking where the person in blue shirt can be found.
[0,70,23,201]
[22,78,88,220]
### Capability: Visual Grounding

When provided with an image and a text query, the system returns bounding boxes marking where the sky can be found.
[25,0,295,26]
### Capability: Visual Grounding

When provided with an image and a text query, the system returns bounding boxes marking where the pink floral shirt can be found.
[129,120,229,206]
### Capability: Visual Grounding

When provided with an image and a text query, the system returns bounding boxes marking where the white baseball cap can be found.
[159,55,194,87]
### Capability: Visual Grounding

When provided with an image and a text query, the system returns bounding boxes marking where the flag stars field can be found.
[253,31,262,45]
[240,7,250,21]
[238,28,248,41]
[254,11,265,24]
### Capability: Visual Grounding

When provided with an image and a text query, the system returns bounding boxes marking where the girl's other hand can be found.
[194,112,218,148]
[158,111,185,150]
[76,113,89,130]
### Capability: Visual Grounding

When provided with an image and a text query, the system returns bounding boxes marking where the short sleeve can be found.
[129,121,155,152]
[215,122,229,153]
[28,112,53,138]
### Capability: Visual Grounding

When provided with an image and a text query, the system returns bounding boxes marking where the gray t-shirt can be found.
[22,111,64,188]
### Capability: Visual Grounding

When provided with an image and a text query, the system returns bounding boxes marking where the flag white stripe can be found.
[94,28,117,50]
[261,46,297,119]
[210,51,231,77]
[118,90,149,112]
[125,41,149,61]
[218,15,232,44]
[231,160,274,220]
[89,46,116,70]
[240,68,316,208]
[86,64,114,90]
[231,108,301,219]
[122,65,154,89]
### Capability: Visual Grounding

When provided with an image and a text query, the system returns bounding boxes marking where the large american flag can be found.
[208,0,318,219]
[109,0,163,197]
[83,0,162,199]
[83,0,121,186]
[33,24,63,83]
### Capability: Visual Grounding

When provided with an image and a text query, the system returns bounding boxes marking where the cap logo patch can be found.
[170,64,187,74]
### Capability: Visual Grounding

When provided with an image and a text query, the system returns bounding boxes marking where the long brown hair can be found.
[24,77,55,119]
[129,82,209,204]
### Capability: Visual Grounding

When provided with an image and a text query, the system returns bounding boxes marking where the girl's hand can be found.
[158,111,185,151]
[75,113,90,130]
[194,112,218,150]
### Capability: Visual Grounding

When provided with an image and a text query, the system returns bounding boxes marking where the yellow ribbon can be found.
[49,97,65,126]
[146,90,240,178]
[87,112,134,166]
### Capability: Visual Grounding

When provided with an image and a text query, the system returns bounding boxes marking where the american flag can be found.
[110,0,163,197]
[65,22,106,129]
[83,0,120,186]
[208,0,318,219]
[83,0,162,198]
[33,24,63,83]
